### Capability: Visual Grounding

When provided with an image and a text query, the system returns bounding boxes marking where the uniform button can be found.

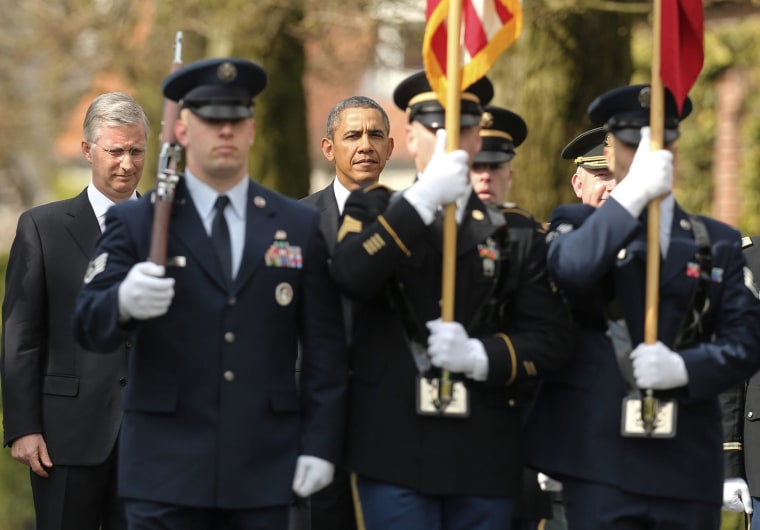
[508,399,516,408]
[227,297,237,306]
[223,370,235,382]
[118,378,127,387]
[224,332,235,343]
[749,411,754,419]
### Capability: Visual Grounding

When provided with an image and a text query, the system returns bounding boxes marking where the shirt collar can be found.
[87,182,138,229]
[332,177,353,215]
[183,170,250,221]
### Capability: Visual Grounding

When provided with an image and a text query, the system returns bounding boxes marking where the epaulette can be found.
[499,203,545,233]
[742,236,754,249]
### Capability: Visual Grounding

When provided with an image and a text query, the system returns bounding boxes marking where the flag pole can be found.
[437,0,464,408]
[642,0,666,432]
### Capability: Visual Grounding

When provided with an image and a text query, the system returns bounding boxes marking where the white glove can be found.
[537,472,563,492]
[292,455,335,498]
[723,477,753,513]
[609,126,673,218]
[404,129,471,225]
[117,261,175,321]
[630,341,688,390]
[426,318,488,381]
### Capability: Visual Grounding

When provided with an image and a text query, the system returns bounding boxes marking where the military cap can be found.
[162,58,267,120]
[393,70,493,129]
[474,105,528,164]
[587,84,692,146]
[561,127,609,170]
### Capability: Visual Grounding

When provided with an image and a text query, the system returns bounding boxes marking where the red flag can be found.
[423,0,522,106]
[660,0,704,113]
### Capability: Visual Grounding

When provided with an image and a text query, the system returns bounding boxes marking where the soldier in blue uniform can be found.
[330,70,573,530]
[524,84,760,529]
[74,58,348,530]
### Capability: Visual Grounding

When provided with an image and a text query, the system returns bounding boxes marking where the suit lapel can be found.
[170,183,229,291]
[314,186,339,254]
[233,183,279,293]
[65,189,101,260]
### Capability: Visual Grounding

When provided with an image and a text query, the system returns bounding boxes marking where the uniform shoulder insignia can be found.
[500,203,544,232]
[361,183,396,195]
[742,236,754,249]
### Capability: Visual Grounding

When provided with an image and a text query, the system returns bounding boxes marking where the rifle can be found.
[149,31,183,265]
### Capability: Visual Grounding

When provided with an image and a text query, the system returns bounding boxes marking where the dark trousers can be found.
[562,478,720,530]
[355,475,514,530]
[309,466,356,530]
[30,444,125,530]
[125,499,289,530]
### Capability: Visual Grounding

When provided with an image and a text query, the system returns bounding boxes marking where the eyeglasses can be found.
[93,143,147,162]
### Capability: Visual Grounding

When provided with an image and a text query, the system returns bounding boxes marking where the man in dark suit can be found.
[1,92,149,530]
[524,84,760,529]
[329,71,573,530]
[73,58,348,530]
[301,95,394,530]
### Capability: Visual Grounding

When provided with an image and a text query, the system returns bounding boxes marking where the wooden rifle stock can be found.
[149,31,184,266]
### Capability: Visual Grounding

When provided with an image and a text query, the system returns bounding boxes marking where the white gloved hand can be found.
[630,341,688,390]
[426,318,488,381]
[609,126,673,218]
[404,129,471,225]
[537,472,563,492]
[723,477,753,513]
[292,455,335,498]
[117,261,175,321]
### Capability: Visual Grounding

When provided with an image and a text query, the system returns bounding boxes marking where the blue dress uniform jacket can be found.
[330,185,573,498]
[524,198,760,505]
[74,179,348,509]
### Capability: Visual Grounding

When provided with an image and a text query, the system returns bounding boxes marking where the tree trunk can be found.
[490,2,635,220]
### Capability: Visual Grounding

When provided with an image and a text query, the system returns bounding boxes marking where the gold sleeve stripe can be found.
[523,360,537,377]
[497,333,518,385]
[378,215,411,256]
[337,215,363,243]
[350,472,367,530]
[724,442,744,451]
[362,233,386,255]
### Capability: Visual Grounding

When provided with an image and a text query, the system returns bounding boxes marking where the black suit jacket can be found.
[1,188,127,465]
[301,183,340,253]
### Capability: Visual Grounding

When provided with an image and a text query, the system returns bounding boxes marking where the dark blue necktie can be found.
[212,195,232,282]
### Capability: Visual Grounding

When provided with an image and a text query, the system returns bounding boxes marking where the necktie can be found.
[212,195,232,282]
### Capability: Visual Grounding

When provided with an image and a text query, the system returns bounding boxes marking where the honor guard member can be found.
[470,104,527,206]
[561,127,614,207]
[721,235,760,524]
[74,58,348,530]
[524,84,760,530]
[330,70,573,530]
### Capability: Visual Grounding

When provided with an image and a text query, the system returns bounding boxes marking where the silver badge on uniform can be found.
[83,252,108,284]
[275,282,293,306]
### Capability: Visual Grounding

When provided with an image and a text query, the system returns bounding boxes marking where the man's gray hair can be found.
[83,92,150,144]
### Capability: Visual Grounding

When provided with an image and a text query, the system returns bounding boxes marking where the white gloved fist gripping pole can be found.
[292,455,335,498]
[118,261,175,321]
[723,477,753,513]
[609,126,673,218]
[537,472,563,492]
[404,129,472,225]
[426,318,488,381]
[630,341,688,390]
